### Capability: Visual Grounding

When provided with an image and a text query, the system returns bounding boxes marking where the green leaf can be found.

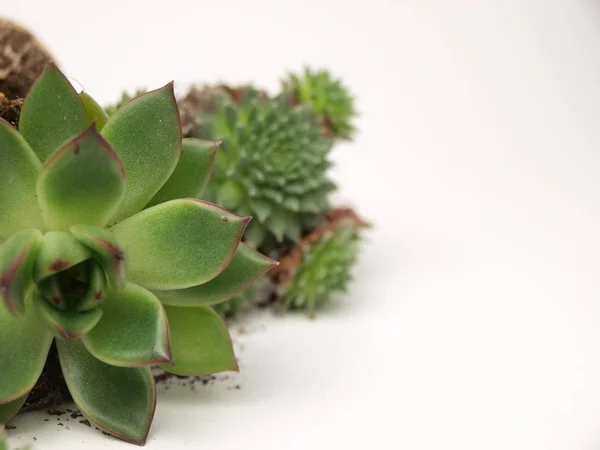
[82,283,170,366]
[57,338,155,445]
[110,199,250,290]
[36,125,126,231]
[0,395,27,424]
[154,243,277,306]
[101,83,181,223]
[70,225,127,290]
[146,139,218,207]
[75,262,108,311]
[34,232,91,282]
[0,425,5,450]
[0,300,52,403]
[159,306,237,376]
[0,120,44,238]
[79,92,109,131]
[0,230,42,316]
[18,63,89,162]
[32,292,102,340]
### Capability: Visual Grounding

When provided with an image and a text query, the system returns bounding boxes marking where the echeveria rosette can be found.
[0,64,277,444]
[282,68,357,140]
[272,209,368,317]
[194,88,335,250]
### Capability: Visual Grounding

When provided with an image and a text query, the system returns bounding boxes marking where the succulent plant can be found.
[0,64,276,445]
[282,68,356,140]
[104,88,146,116]
[271,209,367,317]
[191,87,335,250]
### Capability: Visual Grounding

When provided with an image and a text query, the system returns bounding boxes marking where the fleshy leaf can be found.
[18,63,89,162]
[146,139,218,207]
[110,199,250,290]
[37,125,126,231]
[0,300,52,403]
[0,120,44,237]
[82,283,170,366]
[79,92,109,130]
[32,292,102,340]
[34,232,91,282]
[57,338,155,445]
[76,262,108,311]
[0,395,27,424]
[0,230,42,316]
[159,306,237,376]
[154,243,277,306]
[101,83,181,223]
[70,225,126,290]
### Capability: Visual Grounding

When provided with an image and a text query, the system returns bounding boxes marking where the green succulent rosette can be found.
[273,209,367,317]
[282,67,357,140]
[191,88,335,250]
[0,64,276,444]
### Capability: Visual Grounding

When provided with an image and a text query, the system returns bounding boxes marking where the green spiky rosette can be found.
[190,87,335,250]
[271,209,368,317]
[282,68,356,140]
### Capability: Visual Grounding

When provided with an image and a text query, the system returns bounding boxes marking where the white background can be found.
[4,0,600,449]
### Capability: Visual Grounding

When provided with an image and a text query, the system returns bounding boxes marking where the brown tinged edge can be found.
[74,368,157,446]
[107,81,182,164]
[184,198,252,285]
[0,245,31,317]
[210,243,279,307]
[41,123,126,178]
[19,61,86,128]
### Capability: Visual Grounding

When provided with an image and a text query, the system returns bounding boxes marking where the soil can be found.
[0,18,53,99]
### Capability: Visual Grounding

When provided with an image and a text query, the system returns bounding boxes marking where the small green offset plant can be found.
[191,88,335,250]
[272,209,368,317]
[282,67,356,140]
[0,64,276,444]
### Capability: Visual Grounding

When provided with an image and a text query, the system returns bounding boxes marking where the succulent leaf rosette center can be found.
[0,64,276,445]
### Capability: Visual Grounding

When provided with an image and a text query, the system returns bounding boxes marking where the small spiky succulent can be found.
[104,88,146,116]
[190,87,335,250]
[282,68,356,140]
[272,209,367,317]
[0,64,276,444]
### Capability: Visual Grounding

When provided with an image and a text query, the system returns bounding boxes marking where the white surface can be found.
[4,0,600,449]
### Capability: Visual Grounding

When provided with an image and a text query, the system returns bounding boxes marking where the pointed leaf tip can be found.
[102,82,181,224]
[159,306,237,376]
[82,283,171,367]
[37,125,127,230]
[57,339,156,445]
[70,225,127,290]
[19,63,89,162]
[155,243,278,307]
[111,200,250,290]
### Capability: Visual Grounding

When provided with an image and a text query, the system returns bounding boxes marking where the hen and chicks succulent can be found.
[0,64,276,444]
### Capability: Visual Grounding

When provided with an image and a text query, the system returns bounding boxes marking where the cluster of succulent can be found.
[0,64,276,444]
[177,68,365,317]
